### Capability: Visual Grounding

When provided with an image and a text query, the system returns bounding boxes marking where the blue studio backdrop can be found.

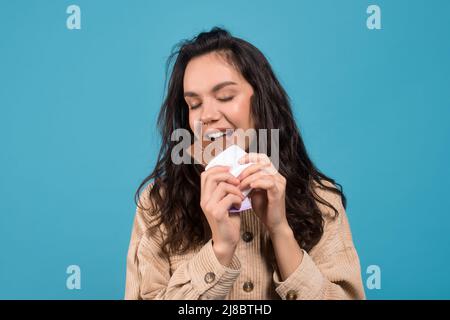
[1,0,449,299]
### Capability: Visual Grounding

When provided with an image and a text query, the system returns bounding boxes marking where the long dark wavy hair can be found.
[135,26,346,255]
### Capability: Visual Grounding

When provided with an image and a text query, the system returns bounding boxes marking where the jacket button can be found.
[286,290,298,300]
[243,281,254,292]
[242,231,253,242]
[204,272,215,284]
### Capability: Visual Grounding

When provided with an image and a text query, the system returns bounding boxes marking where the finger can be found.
[210,182,245,205]
[247,179,277,192]
[204,172,239,201]
[201,166,230,192]
[239,171,274,190]
[218,194,243,212]
[238,152,271,165]
[203,171,240,199]
[207,171,240,186]
[237,162,271,181]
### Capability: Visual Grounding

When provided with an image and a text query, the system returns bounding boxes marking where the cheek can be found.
[223,96,253,128]
[188,115,201,138]
[188,110,200,129]
[188,114,194,131]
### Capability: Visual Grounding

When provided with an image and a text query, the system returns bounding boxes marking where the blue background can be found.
[1,0,449,299]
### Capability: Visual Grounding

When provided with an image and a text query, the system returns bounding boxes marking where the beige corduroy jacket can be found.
[124,182,366,300]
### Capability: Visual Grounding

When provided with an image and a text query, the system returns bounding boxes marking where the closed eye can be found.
[189,96,234,110]
[218,96,234,102]
[190,103,201,110]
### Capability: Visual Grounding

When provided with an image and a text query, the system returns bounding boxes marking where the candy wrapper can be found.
[205,145,253,212]
[185,137,253,212]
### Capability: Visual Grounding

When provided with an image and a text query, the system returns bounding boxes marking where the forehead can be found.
[183,52,242,92]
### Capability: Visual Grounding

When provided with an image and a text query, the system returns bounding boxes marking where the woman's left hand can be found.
[237,153,289,235]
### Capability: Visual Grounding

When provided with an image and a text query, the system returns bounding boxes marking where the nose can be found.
[199,98,221,125]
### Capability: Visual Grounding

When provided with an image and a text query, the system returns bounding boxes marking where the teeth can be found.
[207,131,226,140]
[205,129,234,141]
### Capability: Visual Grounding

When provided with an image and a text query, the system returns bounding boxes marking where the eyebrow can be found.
[184,81,237,98]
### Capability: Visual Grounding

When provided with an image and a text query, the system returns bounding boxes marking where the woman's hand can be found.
[238,153,305,280]
[200,166,244,266]
[237,153,289,235]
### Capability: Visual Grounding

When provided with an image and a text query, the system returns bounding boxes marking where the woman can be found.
[125,27,365,300]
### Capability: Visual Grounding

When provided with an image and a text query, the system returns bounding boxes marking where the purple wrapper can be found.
[229,196,252,213]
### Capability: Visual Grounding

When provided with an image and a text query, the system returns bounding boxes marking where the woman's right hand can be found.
[200,166,244,266]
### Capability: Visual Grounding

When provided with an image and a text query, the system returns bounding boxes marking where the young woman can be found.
[125,27,365,300]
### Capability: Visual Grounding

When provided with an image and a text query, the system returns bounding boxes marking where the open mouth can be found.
[204,129,234,141]
[187,127,249,165]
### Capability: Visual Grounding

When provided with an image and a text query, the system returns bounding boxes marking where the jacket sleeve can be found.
[124,186,241,300]
[272,183,366,300]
